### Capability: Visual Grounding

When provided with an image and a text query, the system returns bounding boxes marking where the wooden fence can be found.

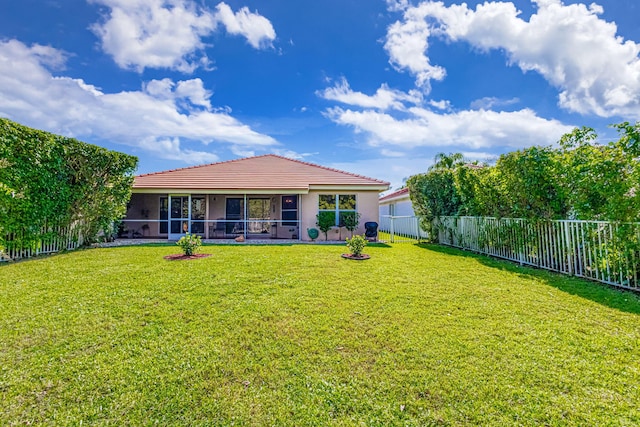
[435,216,640,291]
[1,225,84,262]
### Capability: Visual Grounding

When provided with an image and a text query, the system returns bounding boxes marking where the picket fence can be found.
[1,225,84,261]
[379,215,429,243]
[435,216,640,291]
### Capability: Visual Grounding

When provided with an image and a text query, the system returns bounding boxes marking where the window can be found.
[282,195,298,226]
[318,194,356,226]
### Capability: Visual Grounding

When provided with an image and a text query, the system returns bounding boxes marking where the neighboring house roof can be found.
[379,187,409,203]
[133,154,390,193]
[464,163,485,170]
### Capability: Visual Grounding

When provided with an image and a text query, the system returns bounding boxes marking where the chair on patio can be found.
[364,222,378,242]
[209,218,226,238]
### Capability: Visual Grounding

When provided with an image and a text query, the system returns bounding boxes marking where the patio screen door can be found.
[225,198,244,234]
[169,195,189,240]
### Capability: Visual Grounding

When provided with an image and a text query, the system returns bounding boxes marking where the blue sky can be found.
[1,0,639,191]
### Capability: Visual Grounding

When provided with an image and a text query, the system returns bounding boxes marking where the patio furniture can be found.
[364,222,378,242]
[209,219,226,238]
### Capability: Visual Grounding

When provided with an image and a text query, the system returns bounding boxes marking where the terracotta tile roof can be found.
[133,155,390,192]
[379,187,409,202]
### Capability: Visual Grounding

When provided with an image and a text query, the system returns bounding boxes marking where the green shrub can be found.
[341,211,361,237]
[176,233,202,256]
[346,234,367,257]
[316,211,335,241]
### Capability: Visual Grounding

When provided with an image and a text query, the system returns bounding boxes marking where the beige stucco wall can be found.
[300,190,381,241]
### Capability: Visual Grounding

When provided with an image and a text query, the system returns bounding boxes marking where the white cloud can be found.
[428,99,451,110]
[0,40,277,164]
[460,151,499,164]
[90,0,276,72]
[318,77,422,111]
[380,148,406,158]
[384,7,446,91]
[387,0,640,117]
[90,0,216,72]
[141,137,220,164]
[470,96,519,110]
[214,2,276,49]
[142,78,212,110]
[326,105,573,150]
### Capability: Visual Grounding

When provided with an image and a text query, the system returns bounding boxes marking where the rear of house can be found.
[121,155,389,241]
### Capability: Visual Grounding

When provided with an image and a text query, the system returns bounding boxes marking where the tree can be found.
[560,125,640,222]
[429,152,465,171]
[407,168,461,238]
[341,211,361,238]
[494,146,568,220]
[316,211,335,241]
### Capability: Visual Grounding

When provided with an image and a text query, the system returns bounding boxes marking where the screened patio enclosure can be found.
[121,193,301,240]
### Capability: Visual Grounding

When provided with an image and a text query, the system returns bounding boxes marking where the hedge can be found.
[0,118,138,252]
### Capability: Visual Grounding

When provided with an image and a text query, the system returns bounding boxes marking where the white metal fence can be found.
[379,215,429,243]
[1,225,84,262]
[435,216,640,291]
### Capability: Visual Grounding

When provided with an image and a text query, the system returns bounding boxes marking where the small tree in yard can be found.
[176,233,202,256]
[316,211,335,241]
[341,211,361,237]
[346,234,367,257]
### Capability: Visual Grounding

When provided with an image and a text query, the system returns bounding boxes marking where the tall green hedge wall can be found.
[0,118,138,249]
[407,122,640,236]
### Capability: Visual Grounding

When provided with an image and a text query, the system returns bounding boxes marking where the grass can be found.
[1,243,639,426]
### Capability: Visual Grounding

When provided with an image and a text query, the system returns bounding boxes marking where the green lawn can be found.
[1,243,639,426]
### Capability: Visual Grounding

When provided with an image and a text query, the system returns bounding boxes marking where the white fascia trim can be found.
[132,188,310,195]
[308,185,389,192]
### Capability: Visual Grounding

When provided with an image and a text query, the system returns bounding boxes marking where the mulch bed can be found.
[163,253,212,261]
[341,253,370,260]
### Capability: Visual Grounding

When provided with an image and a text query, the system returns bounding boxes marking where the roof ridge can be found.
[266,154,390,185]
[135,155,260,178]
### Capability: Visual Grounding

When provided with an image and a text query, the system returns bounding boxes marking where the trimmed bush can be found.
[176,233,202,256]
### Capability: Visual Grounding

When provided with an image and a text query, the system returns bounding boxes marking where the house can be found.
[378,187,414,217]
[378,187,428,240]
[122,155,390,241]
